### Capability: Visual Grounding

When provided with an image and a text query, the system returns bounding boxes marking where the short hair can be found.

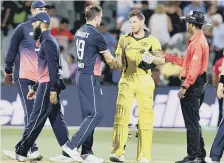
[60,18,69,24]
[128,10,145,20]
[190,23,203,29]
[85,5,102,21]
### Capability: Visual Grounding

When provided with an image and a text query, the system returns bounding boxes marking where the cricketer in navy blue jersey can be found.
[3,12,72,163]
[60,5,120,163]
[3,1,50,161]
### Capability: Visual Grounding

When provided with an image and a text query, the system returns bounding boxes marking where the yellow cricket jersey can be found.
[115,30,162,75]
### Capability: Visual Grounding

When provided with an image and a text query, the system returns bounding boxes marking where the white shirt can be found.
[212,23,224,49]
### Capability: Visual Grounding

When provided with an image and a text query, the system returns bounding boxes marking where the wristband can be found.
[220,75,224,84]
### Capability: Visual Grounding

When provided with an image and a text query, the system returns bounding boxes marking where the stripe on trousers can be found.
[76,75,97,147]
[16,84,48,150]
[18,79,28,125]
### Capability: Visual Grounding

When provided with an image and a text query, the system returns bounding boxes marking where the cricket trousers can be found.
[210,117,224,161]
[218,98,223,127]
[180,72,207,159]
[111,74,155,161]
[15,82,69,157]
[66,73,103,153]
[15,78,38,153]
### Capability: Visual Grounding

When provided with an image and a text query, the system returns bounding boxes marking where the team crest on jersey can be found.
[141,42,148,47]
[29,32,34,36]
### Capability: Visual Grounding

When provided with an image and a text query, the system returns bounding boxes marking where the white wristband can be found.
[142,54,155,64]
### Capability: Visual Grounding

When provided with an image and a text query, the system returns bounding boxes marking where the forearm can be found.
[2,8,11,25]
[152,56,165,65]
[165,53,184,66]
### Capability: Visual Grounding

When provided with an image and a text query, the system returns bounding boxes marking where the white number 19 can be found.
[76,39,85,60]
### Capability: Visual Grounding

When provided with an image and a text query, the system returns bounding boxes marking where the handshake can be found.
[139,49,165,71]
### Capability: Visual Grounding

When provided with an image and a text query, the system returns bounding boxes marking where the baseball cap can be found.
[31,0,51,9]
[32,12,51,24]
[180,11,211,25]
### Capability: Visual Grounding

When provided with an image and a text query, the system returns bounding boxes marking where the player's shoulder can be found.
[146,35,160,43]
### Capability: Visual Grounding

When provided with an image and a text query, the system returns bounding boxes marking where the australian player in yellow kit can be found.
[109,10,165,163]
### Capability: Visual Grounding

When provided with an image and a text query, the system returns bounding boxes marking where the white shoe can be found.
[138,158,150,163]
[28,151,43,161]
[109,153,125,162]
[49,154,74,162]
[205,156,213,163]
[3,150,26,162]
[62,144,83,162]
[82,154,104,163]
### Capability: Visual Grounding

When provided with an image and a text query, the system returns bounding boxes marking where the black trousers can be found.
[218,98,223,127]
[180,73,207,159]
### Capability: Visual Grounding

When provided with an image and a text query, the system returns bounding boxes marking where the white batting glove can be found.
[142,52,155,64]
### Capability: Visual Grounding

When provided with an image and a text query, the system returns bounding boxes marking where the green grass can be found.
[0,127,219,162]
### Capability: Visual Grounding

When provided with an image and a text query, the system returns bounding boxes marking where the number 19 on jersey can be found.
[76,39,85,68]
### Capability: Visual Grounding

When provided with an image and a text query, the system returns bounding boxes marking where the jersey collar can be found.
[128,29,150,41]
[189,30,203,43]
[85,24,96,28]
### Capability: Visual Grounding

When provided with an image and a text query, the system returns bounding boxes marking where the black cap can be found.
[180,11,211,25]
[31,12,51,24]
[31,1,51,9]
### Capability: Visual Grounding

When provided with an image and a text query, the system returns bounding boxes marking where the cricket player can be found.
[110,10,165,163]
[61,5,120,163]
[165,11,209,163]
[207,53,224,163]
[4,1,50,160]
[3,12,72,162]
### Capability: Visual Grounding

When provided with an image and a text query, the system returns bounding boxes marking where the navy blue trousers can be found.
[15,79,38,153]
[210,117,224,161]
[66,73,103,154]
[15,82,69,157]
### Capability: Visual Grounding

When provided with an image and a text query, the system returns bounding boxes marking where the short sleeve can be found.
[115,35,125,56]
[151,37,162,51]
[96,33,109,54]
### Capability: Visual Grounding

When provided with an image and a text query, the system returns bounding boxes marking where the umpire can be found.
[165,11,209,163]
[3,12,70,162]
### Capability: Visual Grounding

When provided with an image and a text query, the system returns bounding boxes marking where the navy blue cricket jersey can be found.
[75,24,109,76]
[5,20,38,82]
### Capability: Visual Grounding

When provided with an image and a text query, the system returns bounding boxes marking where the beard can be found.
[33,25,42,40]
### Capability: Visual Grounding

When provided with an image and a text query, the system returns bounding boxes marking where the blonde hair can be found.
[155,4,165,14]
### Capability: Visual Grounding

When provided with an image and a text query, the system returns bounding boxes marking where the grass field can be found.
[0,127,219,163]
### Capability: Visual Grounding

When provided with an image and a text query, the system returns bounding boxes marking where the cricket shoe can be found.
[109,153,125,162]
[49,154,74,162]
[27,151,43,161]
[175,156,206,163]
[82,154,104,163]
[62,144,83,162]
[138,158,150,163]
[2,150,26,162]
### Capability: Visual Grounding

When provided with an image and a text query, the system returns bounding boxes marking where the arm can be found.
[2,8,11,26]
[167,16,173,33]
[97,33,121,69]
[151,37,165,65]
[182,45,203,88]
[43,41,58,92]
[217,59,224,98]
[5,24,24,74]
[213,63,219,87]
[165,53,184,67]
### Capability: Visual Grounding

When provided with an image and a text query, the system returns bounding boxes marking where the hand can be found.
[142,52,154,64]
[111,59,122,69]
[27,89,36,100]
[217,83,224,99]
[5,74,13,85]
[177,88,186,99]
[50,92,58,104]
